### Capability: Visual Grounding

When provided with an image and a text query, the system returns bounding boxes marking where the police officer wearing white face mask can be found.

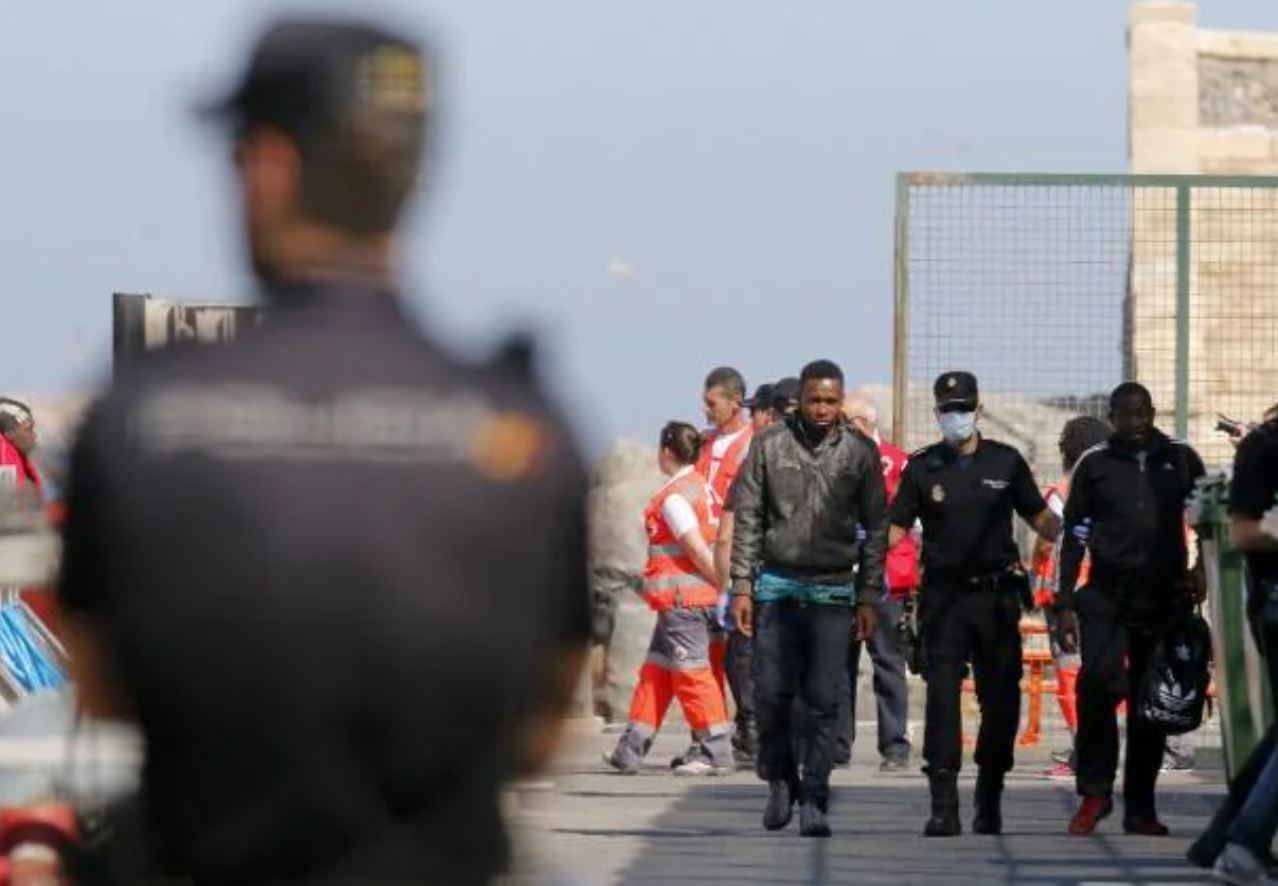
[888,371,1060,838]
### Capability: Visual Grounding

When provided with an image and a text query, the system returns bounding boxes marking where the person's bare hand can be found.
[730,582,754,638]
[1055,609,1079,654]
[855,602,879,642]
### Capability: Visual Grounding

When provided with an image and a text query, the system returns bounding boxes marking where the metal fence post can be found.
[892,173,910,447]
[1175,184,1191,440]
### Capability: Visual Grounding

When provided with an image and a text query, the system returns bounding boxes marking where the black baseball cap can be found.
[933,371,979,411]
[744,384,774,411]
[198,18,431,144]
[772,377,801,412]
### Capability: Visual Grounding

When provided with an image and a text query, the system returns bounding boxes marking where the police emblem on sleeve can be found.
[469,412,548,482]
[931,483,946,503]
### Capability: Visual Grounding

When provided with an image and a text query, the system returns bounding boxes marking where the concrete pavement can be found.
[509,724,1226,886]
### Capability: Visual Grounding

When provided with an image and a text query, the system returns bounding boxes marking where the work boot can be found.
[923,772,961,837]
[972,770,1004,835]
[762,780,796,832]
[799,802,832,838]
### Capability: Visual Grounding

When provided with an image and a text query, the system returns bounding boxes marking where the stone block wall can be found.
[1130,3,1278,464]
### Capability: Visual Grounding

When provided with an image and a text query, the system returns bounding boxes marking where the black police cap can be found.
[772,377,801,412]
[933,371,979,410]
[198,18,431,143]
[744,384,774,410]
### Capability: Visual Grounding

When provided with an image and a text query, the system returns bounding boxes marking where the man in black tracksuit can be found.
[1056,382,1205,837]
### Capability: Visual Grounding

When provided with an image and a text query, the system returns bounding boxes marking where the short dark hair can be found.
[659,421,703,466]
[1109,382,1153,413]
[1060,416,1112,470]
[799,359,844,387]
[704,367,746,400]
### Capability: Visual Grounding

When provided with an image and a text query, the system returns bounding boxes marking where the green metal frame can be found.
[897,171,1278,189]
[894,171,1278,780]
[892,170,1278,445]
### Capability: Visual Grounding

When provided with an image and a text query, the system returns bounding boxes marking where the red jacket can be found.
[881,440,919,598]
[0,436,42,499]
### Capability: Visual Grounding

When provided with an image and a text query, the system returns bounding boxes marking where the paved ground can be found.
[510,725,1226,886]
[0,694,1229,884]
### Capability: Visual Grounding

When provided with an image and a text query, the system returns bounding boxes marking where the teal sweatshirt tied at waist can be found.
[753,570,857,607]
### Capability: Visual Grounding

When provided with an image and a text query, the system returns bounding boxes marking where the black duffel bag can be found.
[1136,609,1213,736]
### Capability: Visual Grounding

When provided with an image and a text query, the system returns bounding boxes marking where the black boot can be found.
[923,771,961,837]
[973,770,1003,835]
[799,801,832,838]
[799,785,832,838]
[763,780,796,831]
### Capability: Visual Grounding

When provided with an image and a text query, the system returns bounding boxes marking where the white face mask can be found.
[938,411,977,444]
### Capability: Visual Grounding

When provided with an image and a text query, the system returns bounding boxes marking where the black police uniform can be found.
[60,281,589,885]
[889,373,1046,835]
[891,437,1044,780]
[57,20,589,886]
[1190,419,1278,864]
[1057,428,1204,818]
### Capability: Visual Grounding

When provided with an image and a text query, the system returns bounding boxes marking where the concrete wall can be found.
[1129,3,1278,464]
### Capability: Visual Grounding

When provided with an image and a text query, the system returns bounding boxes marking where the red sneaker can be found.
[1069,796,1114,835]
[1122,814,1169,836]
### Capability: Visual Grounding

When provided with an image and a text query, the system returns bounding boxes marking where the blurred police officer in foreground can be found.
[1056,383,1204,838]
[888,372,1059,837]
[58,19,589,885]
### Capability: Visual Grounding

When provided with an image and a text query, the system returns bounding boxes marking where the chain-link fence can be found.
[894,173,1278,482]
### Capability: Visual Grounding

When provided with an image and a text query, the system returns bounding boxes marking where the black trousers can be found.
[835,597,910,763]
[725,631,755,745]
[1074,588,1175,813]
[753,600,854,805]
[920,579,1023,776]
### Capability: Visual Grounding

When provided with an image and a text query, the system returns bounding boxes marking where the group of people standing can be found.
[606,361,1260,869]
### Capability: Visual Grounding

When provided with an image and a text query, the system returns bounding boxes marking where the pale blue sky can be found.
[4,1,1278,450]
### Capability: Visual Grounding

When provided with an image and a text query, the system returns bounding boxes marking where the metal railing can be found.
[894,172,1278,483]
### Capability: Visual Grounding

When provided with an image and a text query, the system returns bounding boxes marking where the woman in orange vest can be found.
[1033,415,1112,779]
[604,421,734,776]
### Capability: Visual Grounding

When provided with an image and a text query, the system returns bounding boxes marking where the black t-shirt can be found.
[59,282,589,885]
[890,437,1045,577]
[1229,421,1278,592]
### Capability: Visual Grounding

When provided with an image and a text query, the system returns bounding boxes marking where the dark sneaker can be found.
[673,758,732,777]
[1069,796,1113,835]
[879,750,910,773]
[1123,813,1170,837]
[763,781,795,831]
[799,802,832,838]
[668,743,700,769]
[602,748,640,775]
[1050,748,1075,766]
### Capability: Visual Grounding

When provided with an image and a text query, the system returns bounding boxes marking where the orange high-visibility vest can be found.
[695,426,753,519]
[641,469,718,611]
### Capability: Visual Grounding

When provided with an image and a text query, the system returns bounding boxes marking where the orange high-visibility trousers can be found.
[618,608,733,766]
